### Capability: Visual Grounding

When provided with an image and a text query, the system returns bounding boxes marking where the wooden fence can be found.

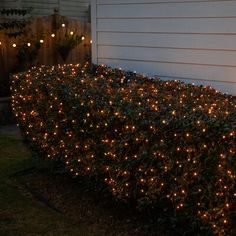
[0,13,91,78]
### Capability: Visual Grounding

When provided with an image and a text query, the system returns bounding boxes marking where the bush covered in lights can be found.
[12,64,235,235]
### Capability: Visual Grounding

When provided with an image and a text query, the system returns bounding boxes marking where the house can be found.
[91,0,236,95]
[0,0,90,21]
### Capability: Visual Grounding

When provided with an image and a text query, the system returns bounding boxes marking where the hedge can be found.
[12,63,235,235]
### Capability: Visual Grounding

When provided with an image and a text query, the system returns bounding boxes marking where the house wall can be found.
[0,0,90,20]
[91,0,236,94]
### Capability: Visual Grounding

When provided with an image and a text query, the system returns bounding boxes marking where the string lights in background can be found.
[11,63,236,235]
[2,22,89,49]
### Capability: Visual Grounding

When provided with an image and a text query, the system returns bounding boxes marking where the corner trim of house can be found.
[91,0,98,64]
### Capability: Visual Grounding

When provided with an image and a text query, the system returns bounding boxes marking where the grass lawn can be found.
[0,131,90,236]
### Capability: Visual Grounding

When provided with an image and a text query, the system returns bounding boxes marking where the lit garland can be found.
[5,22,88,49]
[11,64,236,235]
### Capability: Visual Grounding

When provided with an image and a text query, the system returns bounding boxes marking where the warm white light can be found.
[70,31,74,35]
[27,43,31,47]
[61,23,65,27]
[90,40,92,44]
[40,39,44,43]
[51,33,55,37]
[13,43,16,48]
[81,36,85,40]
[0,42,1,45]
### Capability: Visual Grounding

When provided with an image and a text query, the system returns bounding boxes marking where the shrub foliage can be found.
[12,64,236,235]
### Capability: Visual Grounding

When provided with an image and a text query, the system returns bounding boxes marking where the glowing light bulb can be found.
[51,33,55,37]
[70,31,74,35]
[81,36,85,40]
[61,23,65,27]
[27,43,31,47]
[12,43,17,48]
[90,40,92,44]
[40,39,44,43]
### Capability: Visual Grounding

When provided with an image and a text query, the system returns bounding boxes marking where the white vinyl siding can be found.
[91,0,236,94]
[0,0,21,8]
[0,0,90,20]
[22,0,58,17]
[60,0,90,20]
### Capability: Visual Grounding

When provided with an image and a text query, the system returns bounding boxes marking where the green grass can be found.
[0,134,90,236]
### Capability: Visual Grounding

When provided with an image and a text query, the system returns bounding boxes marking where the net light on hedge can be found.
[11,63,235,236]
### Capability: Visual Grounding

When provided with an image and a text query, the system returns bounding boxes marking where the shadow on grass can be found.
[0,134,89,236]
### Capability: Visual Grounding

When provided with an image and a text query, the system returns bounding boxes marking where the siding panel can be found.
[97,0,225,4]
[97,1,236,18]
[98,18,236,34]
[22,0,58,16]
[0,0,20,8]
[60,0,90,20]
[98,32,236,51]
[98,45,236,67]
